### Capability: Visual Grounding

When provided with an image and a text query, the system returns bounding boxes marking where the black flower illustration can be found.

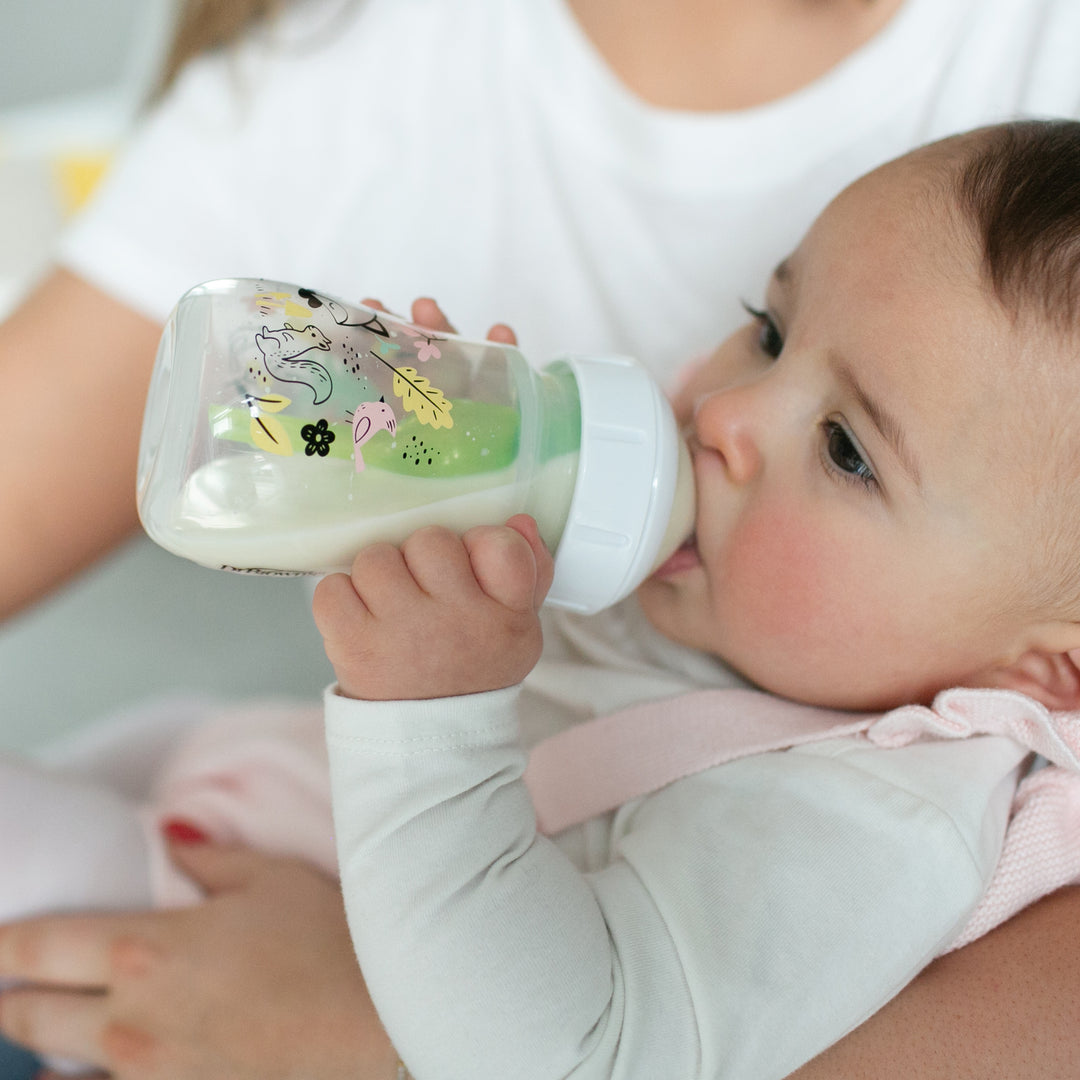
[301,418,336,457]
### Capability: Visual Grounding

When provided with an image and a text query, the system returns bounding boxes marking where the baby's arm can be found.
[324,687,1024,1080]
[313,515,553,701]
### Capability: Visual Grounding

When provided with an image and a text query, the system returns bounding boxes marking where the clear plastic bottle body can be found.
[137,278,693,612]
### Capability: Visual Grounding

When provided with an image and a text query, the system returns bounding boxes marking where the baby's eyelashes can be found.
[741,300,784,359]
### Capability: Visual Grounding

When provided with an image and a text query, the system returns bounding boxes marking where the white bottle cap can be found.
[547,354,685,614]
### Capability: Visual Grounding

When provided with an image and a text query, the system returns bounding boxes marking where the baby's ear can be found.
[980,641,1080,711]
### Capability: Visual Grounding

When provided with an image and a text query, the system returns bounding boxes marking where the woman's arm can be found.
[0,268,161,617]
[790,885,1080,1079]
[0,854,1075,1079]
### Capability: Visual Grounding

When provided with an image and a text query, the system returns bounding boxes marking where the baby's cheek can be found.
[721,503,877,656]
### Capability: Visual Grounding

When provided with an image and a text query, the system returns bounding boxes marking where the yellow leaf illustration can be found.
[285,300,314,320]
[251,413,294,455]
[254,291,291,316]
[392,366,454,429]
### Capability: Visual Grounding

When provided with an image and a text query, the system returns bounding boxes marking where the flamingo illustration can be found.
[255,323,334,404]
[352,399,397,471]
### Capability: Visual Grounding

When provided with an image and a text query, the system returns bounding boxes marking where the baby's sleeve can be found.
[325,688,1026,1080]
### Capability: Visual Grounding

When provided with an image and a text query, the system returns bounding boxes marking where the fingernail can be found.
[162,819,209,844]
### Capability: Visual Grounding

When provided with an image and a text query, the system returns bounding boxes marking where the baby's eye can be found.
[741,301,783,359]
[823,420,877,490]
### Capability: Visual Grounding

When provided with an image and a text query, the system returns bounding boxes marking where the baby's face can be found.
[637,158,1073,710]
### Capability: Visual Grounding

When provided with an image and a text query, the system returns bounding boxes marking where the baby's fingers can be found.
[463,517,550,612]
[399,526,477,599]
[506,514,555,606]
[486,322,517,345]
[411,299,518,345]
[410,298,456,334]
[371,296,517,345]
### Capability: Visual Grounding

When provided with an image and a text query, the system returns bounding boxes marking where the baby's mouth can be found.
[651,533,700,579]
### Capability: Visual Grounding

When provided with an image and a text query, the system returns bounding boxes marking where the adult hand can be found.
[0,843,398,1080]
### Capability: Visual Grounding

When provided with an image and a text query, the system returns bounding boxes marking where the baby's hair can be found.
[952,119,1080,617]
[954,119,1080,335]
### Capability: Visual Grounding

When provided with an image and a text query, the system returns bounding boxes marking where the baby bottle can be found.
[137,278,695,614]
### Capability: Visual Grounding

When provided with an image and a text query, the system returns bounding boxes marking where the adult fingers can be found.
[0,913,159,988]
[0,986,111,1069]
[165,841,282,897]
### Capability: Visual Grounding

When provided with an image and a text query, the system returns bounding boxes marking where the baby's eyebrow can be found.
[831,356,924,491]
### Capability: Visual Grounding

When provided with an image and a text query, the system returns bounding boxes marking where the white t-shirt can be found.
[326,601,1028,1080]
[59,0,1080,387]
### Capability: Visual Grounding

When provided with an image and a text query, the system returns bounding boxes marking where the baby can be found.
[313,118,1080,1079]
[1,119,1079,1080]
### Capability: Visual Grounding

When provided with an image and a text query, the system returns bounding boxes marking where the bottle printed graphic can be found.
[137,279,694,614]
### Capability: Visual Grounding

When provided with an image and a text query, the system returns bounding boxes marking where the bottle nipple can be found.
[546,357,697,613]
[649,437,696,573]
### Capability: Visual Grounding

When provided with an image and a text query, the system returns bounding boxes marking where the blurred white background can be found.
[0,0,332,751]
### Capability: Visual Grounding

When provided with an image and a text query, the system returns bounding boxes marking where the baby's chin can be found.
[632,561,716,655]
[631,536,701,632]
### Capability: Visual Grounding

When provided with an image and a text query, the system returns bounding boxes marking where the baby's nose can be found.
[692,387,764,485]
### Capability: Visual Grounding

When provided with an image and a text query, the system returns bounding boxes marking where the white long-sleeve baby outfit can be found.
[325,601,1028,1080]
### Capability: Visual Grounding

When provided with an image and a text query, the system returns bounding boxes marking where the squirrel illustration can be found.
[255,324,334,405]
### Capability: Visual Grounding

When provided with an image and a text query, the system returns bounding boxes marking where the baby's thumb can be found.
[166,838,269,896]
[505,514,554,608]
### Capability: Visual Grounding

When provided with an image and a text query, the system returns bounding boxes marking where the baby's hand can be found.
[363,296,517,346]
[313,515,554,700]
